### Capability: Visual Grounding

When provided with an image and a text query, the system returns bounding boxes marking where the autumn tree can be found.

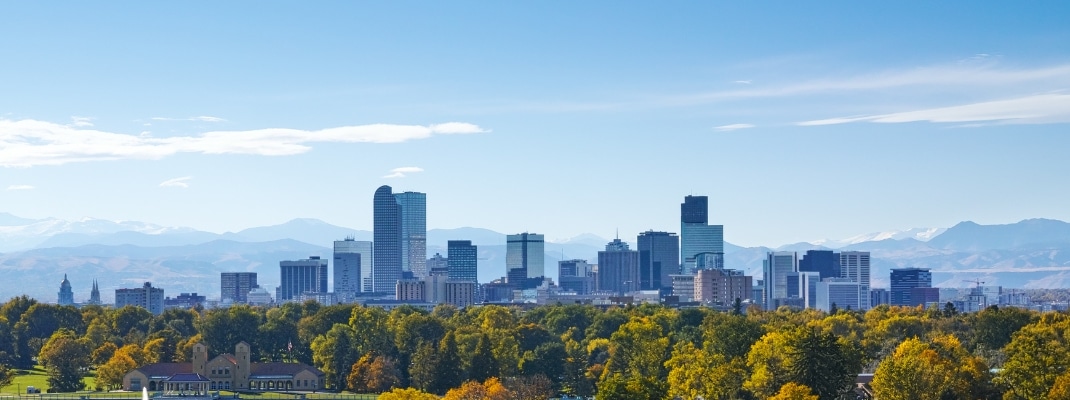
[38,328,91,392]
[665,341,747,400]
[770,382,819,400]
[873,335,995,400]
[348,353,402,393]
[997,313,1070,399]
[442,378,511,400]
[377,387,440,400]
[97,352,137,390]
[311,323,357,390]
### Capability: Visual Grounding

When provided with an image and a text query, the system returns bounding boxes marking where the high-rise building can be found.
[694,268,752,306]
[221,272,258,304]
[799,250,840,280]
[333,238,367,303]
[870,288,890,307]
[115,282,165,315]
[839,251,871,310]
[373,186,427,292]
[637,231,679,291]
[890,268,932,306]
[395,279,425,301]
[680,195,724,274]
[373,185,403,293]
[506,233,544,289]
[816,279,864,312]
[558,259,593,295]
[427,253,448,272]
[597,239,639,295]
[278,256,328,302]
[395,191,427,278]
[58,274,74,306]
[447,240,478,283]
[88,280,101,305]
[763,251,799,310]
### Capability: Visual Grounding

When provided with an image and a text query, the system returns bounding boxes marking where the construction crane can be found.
[963,278,985,288]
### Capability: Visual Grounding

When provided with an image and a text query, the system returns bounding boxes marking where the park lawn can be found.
[217,391,377,400]
[1,366,99,395]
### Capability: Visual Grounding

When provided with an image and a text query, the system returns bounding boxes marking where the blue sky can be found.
[2,2,1069,247]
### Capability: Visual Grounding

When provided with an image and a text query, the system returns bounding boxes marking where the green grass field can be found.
[0,367,99,395]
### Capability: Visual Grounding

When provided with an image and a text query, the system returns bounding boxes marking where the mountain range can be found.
[2,213,1070,303]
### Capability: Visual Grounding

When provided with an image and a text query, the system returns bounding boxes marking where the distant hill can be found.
[927,219,1070,251]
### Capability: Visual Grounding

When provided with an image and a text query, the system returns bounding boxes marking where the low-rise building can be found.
[123,342,323,393]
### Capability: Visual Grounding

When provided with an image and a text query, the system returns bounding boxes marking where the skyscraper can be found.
[58,274,74,306]
[333,238,368,303]
[890,268,932,306]
[373,186,427,292]
[427,253,448,273]
[506,233,544,289]
[558,259,593,295]
[597,239,639,295]
[840,251,872,310]
[637,231,679,291]
[447,240,478,282]
[278,256,328,302]
[221,272,258,303]
[395,191,427,278]
[763,251,798,310]
[680,195,724,274]
[799,250,840,280]
[373,185,402,293]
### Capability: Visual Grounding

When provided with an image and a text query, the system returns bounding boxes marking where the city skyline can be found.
[2,3,1069,248]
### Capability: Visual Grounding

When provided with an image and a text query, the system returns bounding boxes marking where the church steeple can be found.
[88,279,101,305]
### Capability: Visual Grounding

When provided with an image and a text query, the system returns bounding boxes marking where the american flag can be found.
[287,341,293,352]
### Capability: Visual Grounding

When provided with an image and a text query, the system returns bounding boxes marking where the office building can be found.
[165,293,205,309]
[221,272,258,304]
[800,271,821,309]
[816,279,864,312]
[680,195,724,274]
[247,288,273,305]
[395,191,427,278]
[597,239,639,295]
[799,250,840,280]
[694,268,752,306]
[637,231,679,291]
[373,185,403,293]
[116,282,165,315]
[424,268,449,304]
[840,251,871,310]
[395,279,425,301]
[506,233,545,289]
[427,253,448,272]
[890,268,933,306]
[763,251,798,310]
[671,275,696,302]
[58,274,74,306]
[278,256,328,302]
[558,259,594,295]
[445,281,477,308]
[447,240,478,282]
[333,238,367,303]
[870,288,890,307]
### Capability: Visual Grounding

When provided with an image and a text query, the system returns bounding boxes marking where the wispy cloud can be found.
[151,116,228,122]
[797,93,1070,126]
[0,120,489,167]
[159,176,192,188]
[713,123,755,132]
[70,116,94,127]
[383,167,424,179]
[6,185,34,191]
[732,80,752,84]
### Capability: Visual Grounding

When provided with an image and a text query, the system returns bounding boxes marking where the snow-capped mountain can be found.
[0,214,195,252]
[811,227,947,249]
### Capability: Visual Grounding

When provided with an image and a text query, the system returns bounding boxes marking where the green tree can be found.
[196,305,261,357]
[408,342,439,393]
[703,312,765,361]
[311,324,356,390]
[665,341,747,400]
[873,335,995,400]
[468,333,498,383]
[38,328,91,392]
[432,331,465,394]
[113,305,153,337]
[997,313,1070,400]
[600,316,669,400]
[786,328,861,399]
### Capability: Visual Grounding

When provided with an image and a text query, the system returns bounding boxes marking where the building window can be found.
[131,378,142,391]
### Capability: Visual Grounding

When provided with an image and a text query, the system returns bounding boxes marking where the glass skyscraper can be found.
[763,251,799,310]
[333,238,369,303]
[799,250,840,279]
[680,195,724,274]
[447,240,478,282]
[597,239,639,295]
[890,267,932,306]
[506,233,544,289]
[372,185,427,293]
[637,230,679,291]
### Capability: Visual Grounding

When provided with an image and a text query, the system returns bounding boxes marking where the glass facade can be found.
[333,239,370,302]
[890,267,932,306]
[506,233,544,288]
[447,240,478,282]
[637,230,679,291]
[799,250,841,280]
[597,239,639,295]
[395,192,427,278]
[373,185,401,294]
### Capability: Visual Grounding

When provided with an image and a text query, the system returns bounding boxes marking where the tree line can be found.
[0,295,1067,399]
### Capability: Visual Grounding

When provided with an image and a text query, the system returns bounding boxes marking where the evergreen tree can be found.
[433,331,465,394]
[468,333,498,382]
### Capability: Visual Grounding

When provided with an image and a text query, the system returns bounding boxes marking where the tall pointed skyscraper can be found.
[373,185,427,293]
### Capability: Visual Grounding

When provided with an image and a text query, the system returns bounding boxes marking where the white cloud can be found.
[797,93,1070,126]
[151,116,228,122]
[70,116,94,127]
[158,176,192,188]
[383,167,424,179]
[6,185,34,191]
[0,120,489,167]
[733,80,752,84]
[713,123,755,132]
